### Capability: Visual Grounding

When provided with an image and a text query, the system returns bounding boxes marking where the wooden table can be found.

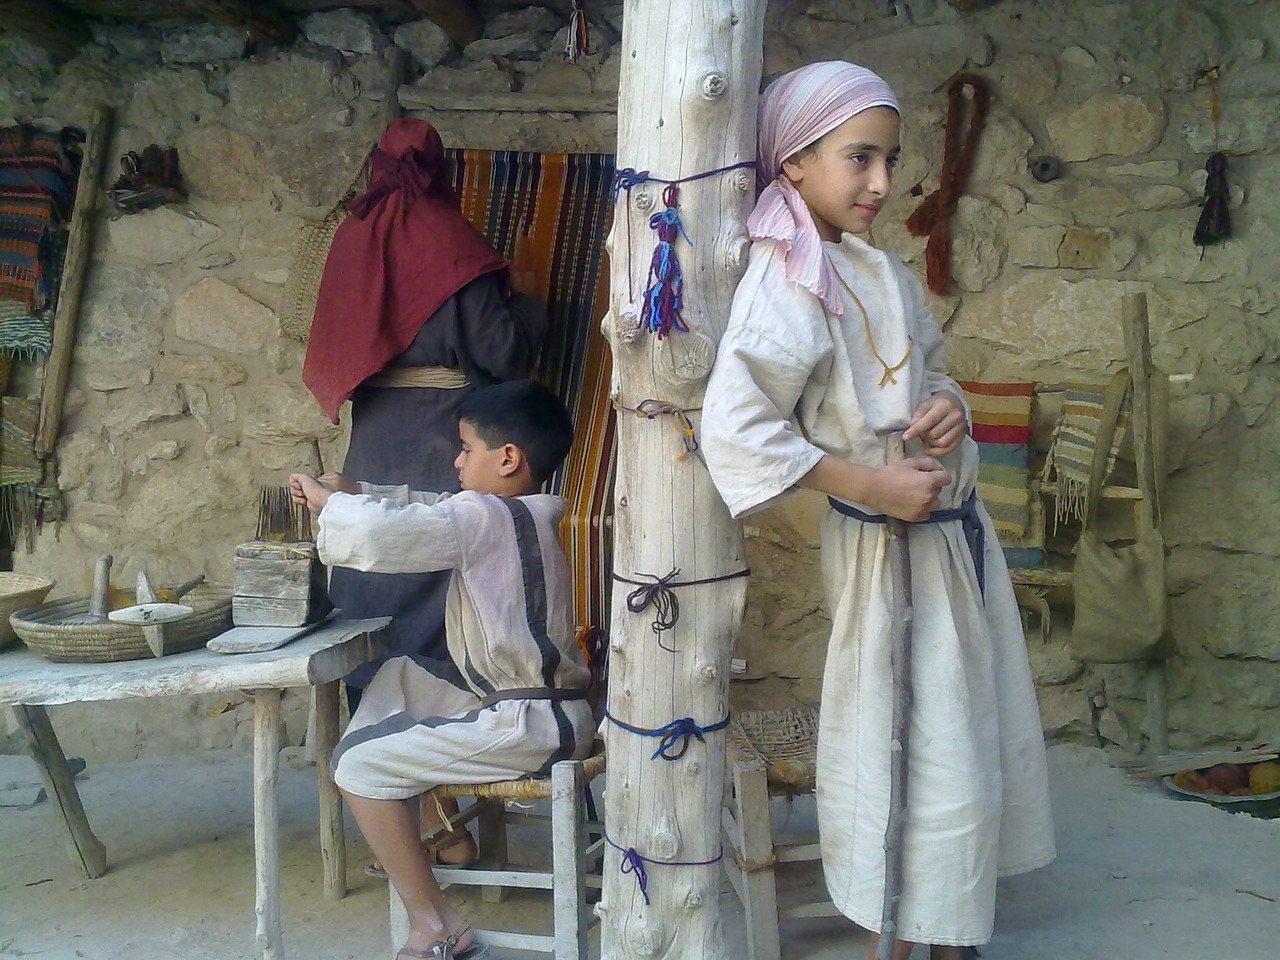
[0,617,391,960]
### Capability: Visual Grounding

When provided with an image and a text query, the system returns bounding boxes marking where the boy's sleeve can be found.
[317,491,462,574]
[702,247,830,518]
[357,482,449,507]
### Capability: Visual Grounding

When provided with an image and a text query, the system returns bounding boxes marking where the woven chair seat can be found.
[432,748,605,802]
[727,707,819,795]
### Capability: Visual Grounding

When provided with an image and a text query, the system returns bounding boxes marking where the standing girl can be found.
[702,62,1055,959]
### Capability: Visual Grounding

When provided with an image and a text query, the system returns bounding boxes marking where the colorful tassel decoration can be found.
[639,184,690,339]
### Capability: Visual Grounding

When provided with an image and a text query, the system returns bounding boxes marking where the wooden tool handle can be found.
[173,575,206,598]
[88,554,112,621]
[886,432,905,464]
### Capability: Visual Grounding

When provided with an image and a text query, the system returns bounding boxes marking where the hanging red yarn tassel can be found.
[905,73,991,296]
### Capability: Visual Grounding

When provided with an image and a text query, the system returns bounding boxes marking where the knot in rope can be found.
[631,399,700,458]
[653,717,707,760]
[624,567,681,641]
[619,847,651,904]
[610,166,651,202]
[604,708,732,760]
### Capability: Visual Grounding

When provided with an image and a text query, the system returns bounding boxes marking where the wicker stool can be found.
[722,707,834,960]
[389,747,605,960]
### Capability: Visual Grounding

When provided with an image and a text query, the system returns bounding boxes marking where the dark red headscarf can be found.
[302,119,508,423]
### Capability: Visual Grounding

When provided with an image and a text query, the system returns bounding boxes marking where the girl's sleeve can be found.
[316,490,462,574]
[702,249,830,518]
[902,265,970,423]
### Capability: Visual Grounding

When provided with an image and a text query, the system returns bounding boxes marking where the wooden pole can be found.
[253,687,285,960]
[876,435,913,960]
[599,3,763,958]
[1121,292,1170,757]
[36,107,112,457]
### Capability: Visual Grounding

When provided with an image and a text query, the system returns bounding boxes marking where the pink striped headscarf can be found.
[749,61,900,315]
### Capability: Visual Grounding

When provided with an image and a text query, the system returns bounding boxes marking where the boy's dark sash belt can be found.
[478,687,589,709]
[827,491,986,596]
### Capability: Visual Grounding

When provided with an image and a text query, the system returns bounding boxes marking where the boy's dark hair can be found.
[458,379,574,485]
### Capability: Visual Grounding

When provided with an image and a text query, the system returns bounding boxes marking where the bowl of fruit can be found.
[1163,760,1280,818]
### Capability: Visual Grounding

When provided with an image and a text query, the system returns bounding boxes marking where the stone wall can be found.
[0,0,1274,761]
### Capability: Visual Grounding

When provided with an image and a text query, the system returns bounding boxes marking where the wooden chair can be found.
[722,707,830,960]
[389,747,606,960]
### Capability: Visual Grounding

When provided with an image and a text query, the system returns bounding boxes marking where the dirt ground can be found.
[1,743,1276,960]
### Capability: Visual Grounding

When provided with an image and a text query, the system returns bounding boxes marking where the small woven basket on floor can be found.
[727,706,821,795]
[10,584,232,663]
[0,572,56,650]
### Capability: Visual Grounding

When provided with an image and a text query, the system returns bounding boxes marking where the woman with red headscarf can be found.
[303,120,546,870]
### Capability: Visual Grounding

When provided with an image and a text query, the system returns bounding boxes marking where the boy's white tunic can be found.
[703,235,1055,945]
[319,485,594,800]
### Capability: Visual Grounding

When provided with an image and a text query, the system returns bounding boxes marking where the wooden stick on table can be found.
[36,107,113,457]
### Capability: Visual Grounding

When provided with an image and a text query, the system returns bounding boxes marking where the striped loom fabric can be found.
[0,127,76,311]
[1046,379,1131,524]
[957,380,1037,560]
[445,150,617,650]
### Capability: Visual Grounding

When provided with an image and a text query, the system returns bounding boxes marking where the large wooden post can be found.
[600,3,764,958]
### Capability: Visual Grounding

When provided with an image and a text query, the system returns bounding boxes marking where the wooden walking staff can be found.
[877,433,914,960]
[600,2,764,958]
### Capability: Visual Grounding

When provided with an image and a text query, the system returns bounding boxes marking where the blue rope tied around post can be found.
[603,832,724,906]
[604,708,732,760]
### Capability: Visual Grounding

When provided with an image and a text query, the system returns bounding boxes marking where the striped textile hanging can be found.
[957,380,1042,568]
[0,126,77,311]
[446,149,617,662]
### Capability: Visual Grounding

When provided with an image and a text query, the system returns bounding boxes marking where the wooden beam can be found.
[599,2,764,958]
[406,0,483,46]
[0,0,91,62]
[399,87,617,114]
[37,107,112,458]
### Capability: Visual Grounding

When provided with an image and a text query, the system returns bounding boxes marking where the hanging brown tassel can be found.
[1194,152,1231,250]
[905,73,991,296]
[1193,69,1231,254]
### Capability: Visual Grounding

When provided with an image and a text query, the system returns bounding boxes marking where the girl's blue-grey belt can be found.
[477,687,589,708]
[827,491,986,596]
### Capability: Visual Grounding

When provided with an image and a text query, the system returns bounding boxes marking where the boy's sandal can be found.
[396,924,488,960]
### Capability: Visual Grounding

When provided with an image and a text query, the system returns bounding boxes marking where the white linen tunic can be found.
[703,235,1055,945]
[320,485,594,800]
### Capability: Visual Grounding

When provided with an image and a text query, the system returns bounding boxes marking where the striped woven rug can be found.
[446,150,616,662]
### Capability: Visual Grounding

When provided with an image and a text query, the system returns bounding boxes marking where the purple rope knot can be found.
[619,847,651,904]
[611,166,651,202]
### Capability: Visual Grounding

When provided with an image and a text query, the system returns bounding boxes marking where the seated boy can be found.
[289,378,592,960]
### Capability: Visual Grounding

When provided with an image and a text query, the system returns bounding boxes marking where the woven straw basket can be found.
[10,585,232,663]
[0,572,56,650]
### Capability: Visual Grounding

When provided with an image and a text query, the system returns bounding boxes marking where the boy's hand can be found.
[289,473,334,514]
[866,458,952,522]
[903,391,968,457]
